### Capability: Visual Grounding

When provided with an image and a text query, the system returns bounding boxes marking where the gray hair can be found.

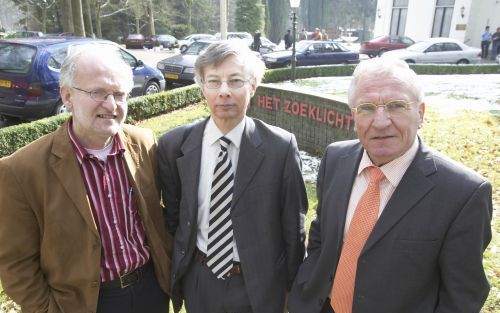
[194,40,266,87]
[347,57,424,107]
[59,44,133,92]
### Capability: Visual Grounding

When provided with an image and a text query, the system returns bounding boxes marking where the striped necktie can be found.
[206,136,235,279]
[331,166,385,313]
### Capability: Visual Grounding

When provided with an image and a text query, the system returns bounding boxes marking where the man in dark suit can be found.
[158,41,308,313]
[0,47,172,313]
[288,57,492,313]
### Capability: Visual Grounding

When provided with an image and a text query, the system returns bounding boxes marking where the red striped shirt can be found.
[67,120,150,282]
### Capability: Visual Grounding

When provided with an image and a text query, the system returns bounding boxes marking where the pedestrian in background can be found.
[284,29,293,49]
[481,26,492,59]
[321,29,329,41]
[491,27,500,60]
[253,31,261,52]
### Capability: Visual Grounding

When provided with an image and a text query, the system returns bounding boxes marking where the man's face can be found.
[61,54,128,149]
[201,55,256,132]
[351,76,424,166]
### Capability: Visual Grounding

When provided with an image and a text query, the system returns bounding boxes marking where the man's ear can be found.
[418,102,425,128]
[60,86,73,111]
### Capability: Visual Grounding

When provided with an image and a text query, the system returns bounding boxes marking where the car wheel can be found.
[378,49,388,57]
[284,61,292,68]
[53,100,68,116]
[341,60,348,65]
[456,59,469,65]
[405,59,416,64]
[180,45,188,53]
[368,54,375,58]
[143,81,160,95]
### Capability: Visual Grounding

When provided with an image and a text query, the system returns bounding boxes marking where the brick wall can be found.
[248,84,357,155]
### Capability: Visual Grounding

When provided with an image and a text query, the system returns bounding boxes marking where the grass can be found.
[1,100,498,313]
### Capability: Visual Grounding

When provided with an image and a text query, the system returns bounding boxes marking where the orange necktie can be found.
[331,166,385,313]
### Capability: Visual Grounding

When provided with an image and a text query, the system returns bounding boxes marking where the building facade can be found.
[374,0,500,48]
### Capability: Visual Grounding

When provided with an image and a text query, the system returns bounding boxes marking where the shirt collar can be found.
[205,117,245,149]
[67,117,125,162]
[358,136,419,187]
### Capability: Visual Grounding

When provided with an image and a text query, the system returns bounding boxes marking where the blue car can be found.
[0,37,165,121]
[262,40,359,68]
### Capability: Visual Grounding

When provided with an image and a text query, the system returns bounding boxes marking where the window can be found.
[432,0,455,37]
[390,0,408,36]
[443,42,461,51]
[0,43,36,74]
[47,48,67,70]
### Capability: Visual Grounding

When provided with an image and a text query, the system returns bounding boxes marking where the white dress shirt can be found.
[196,117,245,261]
[344,137,419,236]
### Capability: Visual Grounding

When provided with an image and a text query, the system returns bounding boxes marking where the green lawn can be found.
[1,101,498,313]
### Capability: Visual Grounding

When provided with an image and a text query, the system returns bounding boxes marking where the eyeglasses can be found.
[203,78,250,89]
[72,87,127,103]
[352,100,413,117]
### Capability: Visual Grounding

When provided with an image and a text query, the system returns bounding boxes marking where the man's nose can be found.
[371,106,391,127]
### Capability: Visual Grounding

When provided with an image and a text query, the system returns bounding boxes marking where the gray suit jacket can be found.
[288,139,492,313]
[158,117,308,313]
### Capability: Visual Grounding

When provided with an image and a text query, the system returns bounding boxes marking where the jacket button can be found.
[187,221,191,228]
[180,249,185,255]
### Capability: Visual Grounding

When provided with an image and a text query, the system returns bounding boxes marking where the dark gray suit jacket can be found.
[158,117,308,313]
[288,139,492,313]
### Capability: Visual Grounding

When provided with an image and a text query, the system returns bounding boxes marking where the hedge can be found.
[1,63,499,158]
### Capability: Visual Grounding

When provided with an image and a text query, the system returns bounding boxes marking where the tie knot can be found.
[368,166,385,184]
[219,136,231,151]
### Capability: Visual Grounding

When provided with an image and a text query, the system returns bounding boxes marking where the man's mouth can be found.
[97,114,117,119]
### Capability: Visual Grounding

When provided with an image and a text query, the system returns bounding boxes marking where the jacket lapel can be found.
[363,142,437,253]
[176,121,205,221]
[49,124,99,238]
[232,118,264,208]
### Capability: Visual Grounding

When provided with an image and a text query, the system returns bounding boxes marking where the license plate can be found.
[0,80,11,88]
[165,74,179,80]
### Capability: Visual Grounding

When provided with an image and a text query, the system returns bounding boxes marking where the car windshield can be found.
[127,34,143,39]
[407,41,429,52]
[0,43,36,73]
[185,41,211,55]
[158,35,173,40]
[296,41,312,52]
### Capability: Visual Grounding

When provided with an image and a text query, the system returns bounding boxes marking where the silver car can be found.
[383,37,481,64]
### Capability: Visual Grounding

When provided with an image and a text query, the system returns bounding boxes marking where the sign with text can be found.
[248,84,357,154]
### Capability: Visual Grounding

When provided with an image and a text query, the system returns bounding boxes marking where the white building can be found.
[374,0,500,48]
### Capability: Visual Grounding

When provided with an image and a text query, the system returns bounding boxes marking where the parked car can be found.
[124,34,145,49]
[178,34,216,52]
[496,53,500,64]
[157,40,214,85]
[259,37,277,54]
[153,34,178,49]
[214,32,253,42]
[262,40,359,68]
[383,37,481,64]
[359,35,415,57]
[0,37,165,120]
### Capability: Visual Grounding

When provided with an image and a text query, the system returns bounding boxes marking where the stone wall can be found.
[247,84,357,155]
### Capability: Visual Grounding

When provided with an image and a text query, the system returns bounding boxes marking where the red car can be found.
[359,35,415,58]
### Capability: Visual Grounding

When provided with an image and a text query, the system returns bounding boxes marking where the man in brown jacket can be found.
[0,46,172,313]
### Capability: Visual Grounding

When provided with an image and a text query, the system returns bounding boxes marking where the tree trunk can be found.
[61,0,74,33]
[71,0,85,36]
[82,0,94,37]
